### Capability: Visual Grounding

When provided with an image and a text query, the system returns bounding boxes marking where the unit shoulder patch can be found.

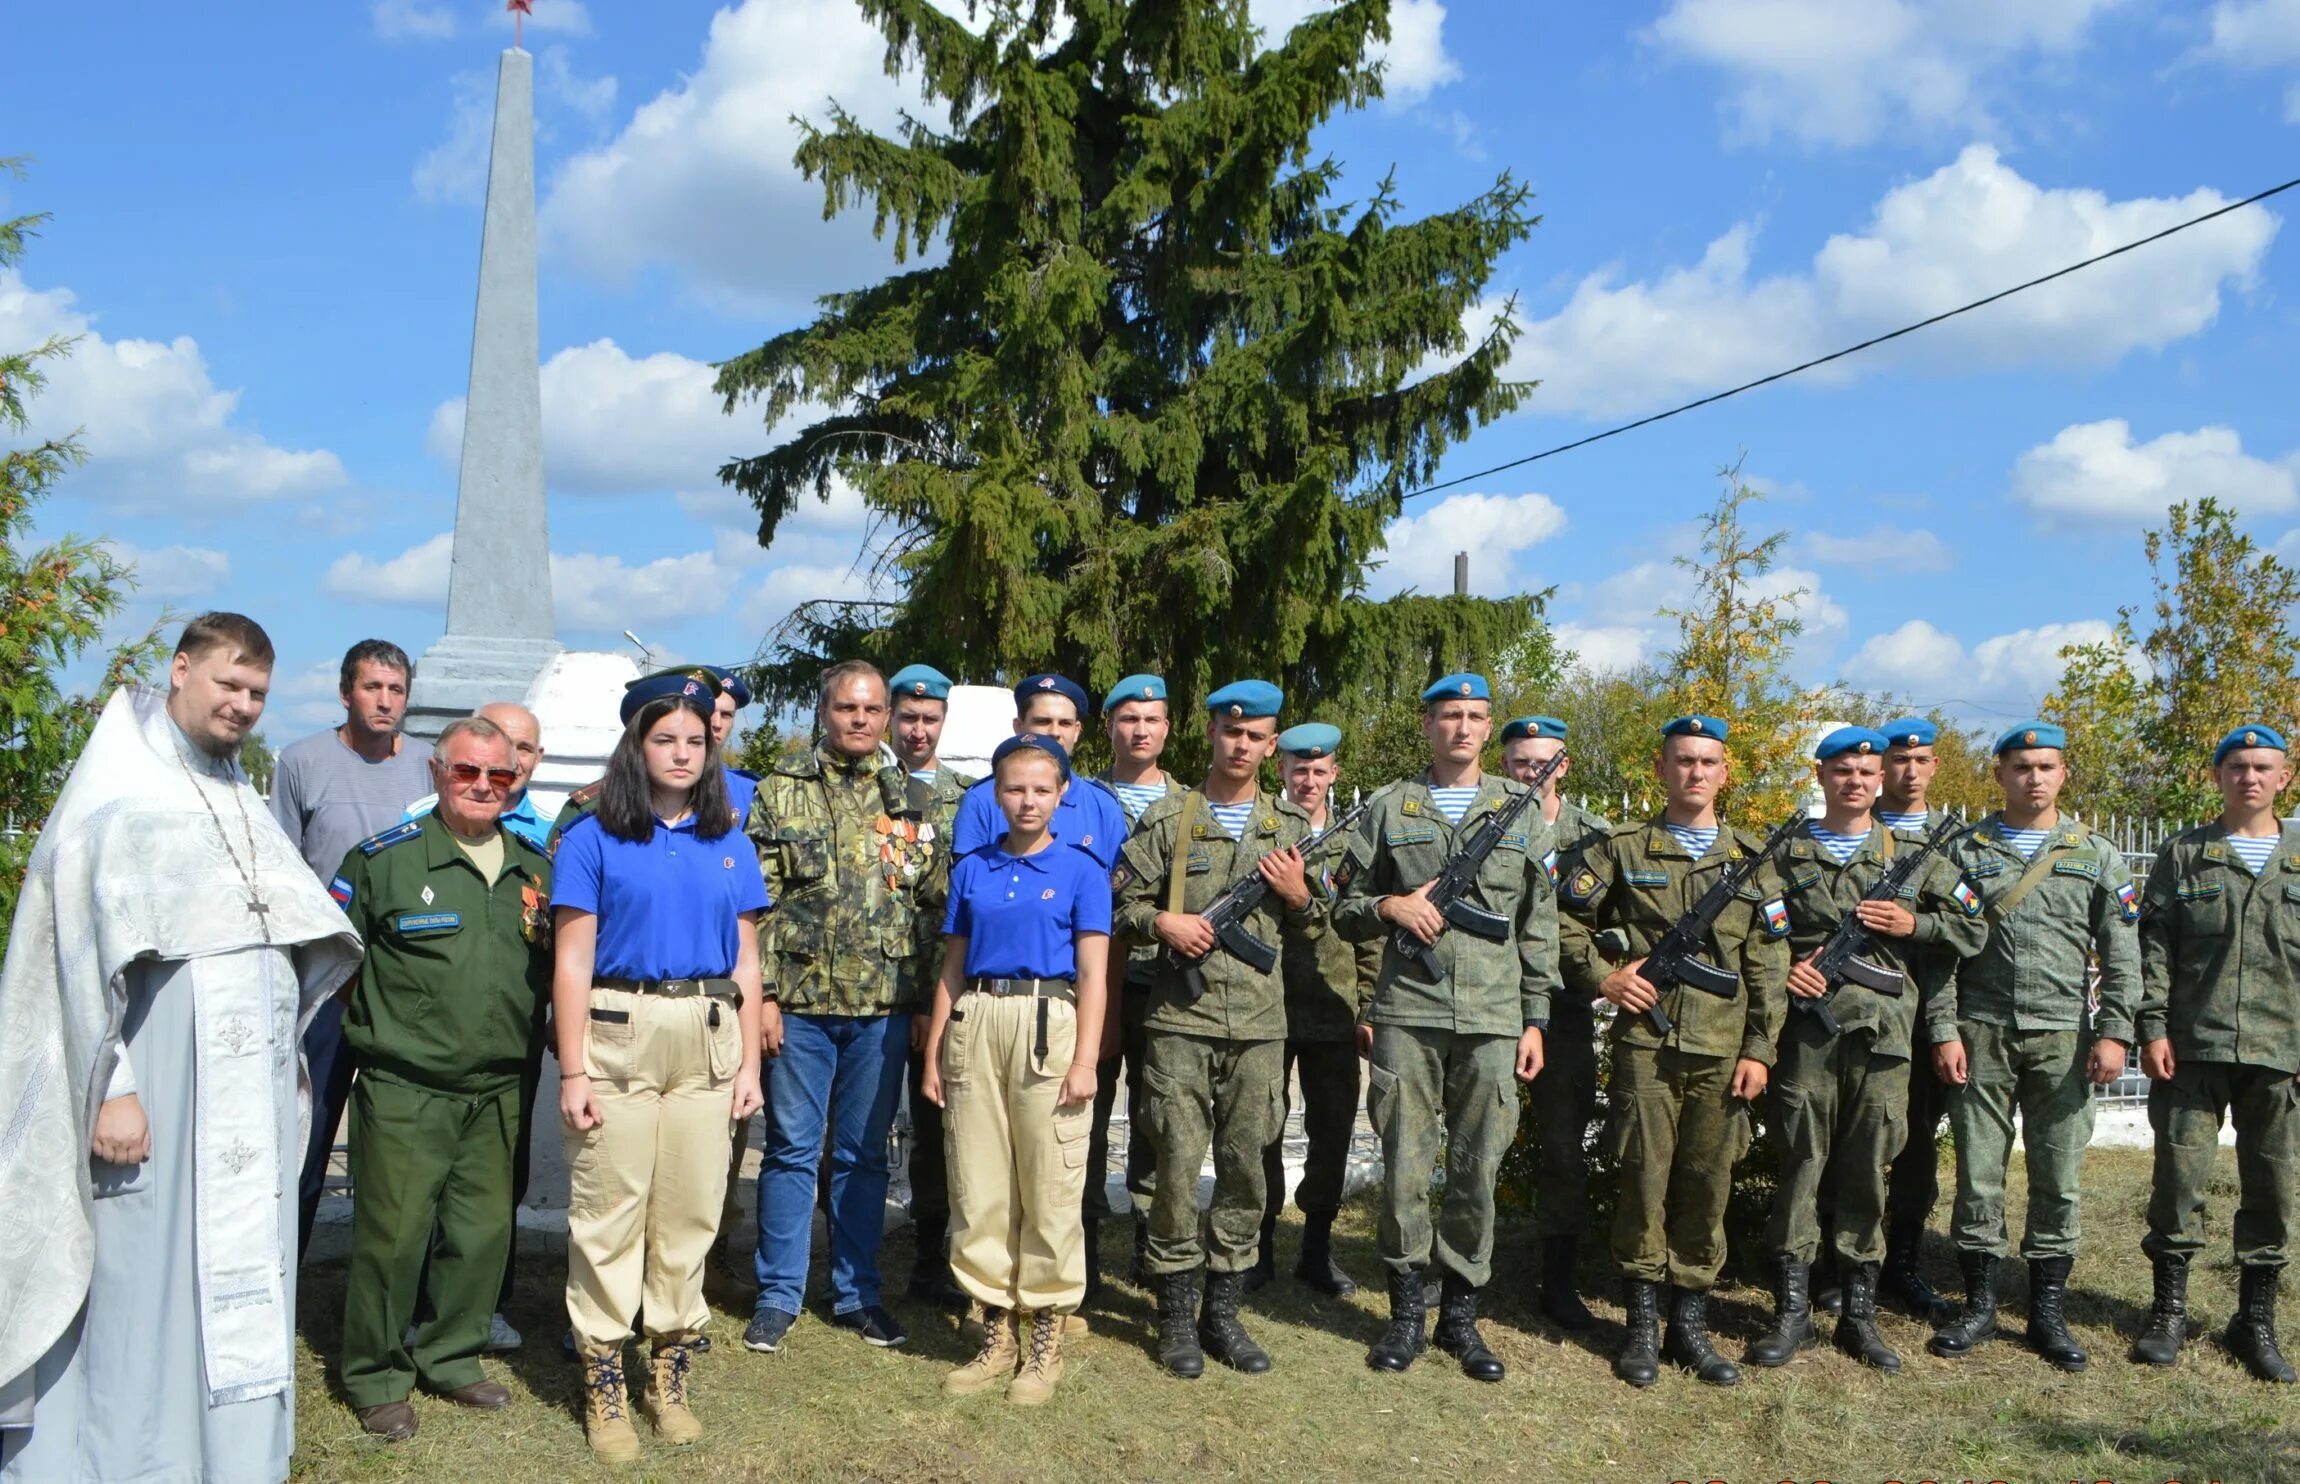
[1951,878,1983,917]
[2115,880,2140,923]
[1562,865,1603,905]
[1760,898,1791,937]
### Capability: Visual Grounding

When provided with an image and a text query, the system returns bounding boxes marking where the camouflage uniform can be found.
[1765,821,1986,1267]
[1929,815,2139,1261]
[1332,776,1557,1290]
[1112,789,1323,1277]
[2136,824,2300,1269]
[1884,808,1960,1231]
[1089,771,1167,1223]
[902,765,975,1247]
[1527,798,1612,1242]
[1261,822,1381,1222]
[1557,821,1789,1291]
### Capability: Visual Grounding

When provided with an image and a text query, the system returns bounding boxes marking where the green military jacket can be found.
[1775,820,1988,1061]
[2137,823,2300,1075]
[1113,787,1324,1041]
[1098,769,1174,988]
[1928,813,2141,1044]
[1331,773,1559,1037]
[1556,819,1790,1065]
[1283,814,1383,1042]
[334,814,553,1095]
[1541,798,1612,1019]
[749,745,946,1015]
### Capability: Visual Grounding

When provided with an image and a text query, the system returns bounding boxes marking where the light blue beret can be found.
[1207,680,1284,720]
[1993,721,2067,756]
[2215,724,2289,766]
[1278,722,1342,759]
[1421,673,1490,705]
[888,664,953,702]
[1815,726,1889,761]
[1661,714,1729,743]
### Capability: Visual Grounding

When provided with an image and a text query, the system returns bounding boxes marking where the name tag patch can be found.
[393,911,461,937]
[1624,870,1670,888]
[2176,880,2224,901]
[1386,826,1437,847]
[2052,857,2101,881]
[1964,858,2006,879]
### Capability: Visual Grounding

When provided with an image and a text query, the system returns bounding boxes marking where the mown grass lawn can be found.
[291,1147,2300,1483]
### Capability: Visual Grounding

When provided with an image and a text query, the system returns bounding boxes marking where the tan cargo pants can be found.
[942,991,1091,1312]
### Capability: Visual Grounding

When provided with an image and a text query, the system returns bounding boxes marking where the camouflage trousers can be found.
[1886,1050,1951,1225]
[1087,973,1156,1219]
[1945,1020,2094,1260]
[1606,1043,1751,1292]
[1366,1023,1520,1288]
[1261,1039,1363,1219]
[1527,1002,1599,1241]
[1763,1016,1910,1266]
[1140,1031,1283,1276]
[2143,1059,2300,1269]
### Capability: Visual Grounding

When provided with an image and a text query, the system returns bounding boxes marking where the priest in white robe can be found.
[0,613,362,1484]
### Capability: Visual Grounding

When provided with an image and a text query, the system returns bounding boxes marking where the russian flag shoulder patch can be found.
[328,874,353,910]
[1951,878,1982,917]
[2116,880,2140,923]
[1761,898,1790,937]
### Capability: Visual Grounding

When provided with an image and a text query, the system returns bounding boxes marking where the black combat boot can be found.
[1539,1235,1596,1330]
[1879,1219,1951,1325]
[907,1215,969,1311]
[1834,1262,1902,1372]
[2131,1253,2188,1367]
[1745,1254,1817,1367]
[1432,1272,1505,1383]
[1927,1250,1998,1358]
[1295,1211,1356,1297]
[1197,1271,1272,1374]
[1241,1214,1279,1294]
[1613,1279,1662,1388]
[2225,1264,2297,1383]
[1154,1270,1205,1379]
[1811,1215,1843,1315]
[1080,1216,1105,1309]
[1661,1286,1741,1387]
[1367,1268,1427,1373]
[1129,1214,1150,1287]
[2025,1256,2088,1372]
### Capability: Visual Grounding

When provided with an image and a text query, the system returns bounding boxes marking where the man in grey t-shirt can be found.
[271,638,435,1256]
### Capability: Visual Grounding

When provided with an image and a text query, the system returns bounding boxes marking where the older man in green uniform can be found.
[333,716,554,1441]
[1558,714,1790,1389]
[1249,722,1380,1297]
[1925,721,2138,1373]
[2132,724,2300,1383]
[1744,727,1986,1375]
[1500,713,1611,1329]
[1334,674,1553,1384]
[1113,681,1315,1378]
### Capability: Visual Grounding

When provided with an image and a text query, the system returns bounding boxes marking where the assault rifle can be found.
[1606,814,1804,1036]
[1173,797,1374,1002]
[1387,751,1568,982]
[1795,814,1977,1036]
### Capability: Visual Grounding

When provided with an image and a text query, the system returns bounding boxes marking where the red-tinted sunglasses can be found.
[445,762,519,789]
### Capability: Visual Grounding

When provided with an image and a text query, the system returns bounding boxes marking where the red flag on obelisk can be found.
[508,0,533,48]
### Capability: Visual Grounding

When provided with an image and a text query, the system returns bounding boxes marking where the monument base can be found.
[405,633,563,741]
[521,649,642,820]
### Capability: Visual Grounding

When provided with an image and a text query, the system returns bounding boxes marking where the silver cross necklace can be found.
[179,750,273,943]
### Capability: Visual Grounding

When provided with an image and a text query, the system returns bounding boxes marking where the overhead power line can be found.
[1402,171,2300,506]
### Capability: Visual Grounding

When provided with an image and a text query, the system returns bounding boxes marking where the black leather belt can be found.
[964,976,1076,1004]
[595,975,741,1003]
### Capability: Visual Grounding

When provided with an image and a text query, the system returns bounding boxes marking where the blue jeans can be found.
[753,1012,910,1316]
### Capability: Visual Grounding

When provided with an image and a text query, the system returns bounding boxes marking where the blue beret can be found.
[888,664,953,703]
[1207,679,1284,720]
[714,666,752,709]
[1880,716,1936,749]
[1500,715,1568,744]
[2215,724,2289,766]
[1993,721,2067,756]
[991,732,1072,780]
[621,667,720,726]
[1278,722,1342,759]
[1661,714,1729,743]
[1815,726,1889,762]
[1421,673,1491,705]
[1014,673,1088,717]
[1104,673,1167,711]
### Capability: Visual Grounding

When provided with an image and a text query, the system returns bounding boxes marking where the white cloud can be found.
[1646,0,2117,147]
[1798,525,1955,572]
[1370,491,1565,598]
[372,0,457,41]
[1556,553,1846,678]
[325,532,456,605]
[1503,145,2278,419]
[429,339,737,495]
[507,0,592,37]
[0,271,347,513]
[1842,616,2127,718]
[105,541,231,601]
[415,47,616,206]
[2011,419,2300,525]
[1552,623,1656,675]
[1250,0,1461,104]
[323,530,748,634]
[2207,0,2300,62]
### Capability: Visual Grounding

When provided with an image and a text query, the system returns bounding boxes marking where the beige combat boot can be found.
[644,1333,705,1445]
[945,1305,1019,1395]
[1007,1308,1066,1405]
[578,1344,642,1463]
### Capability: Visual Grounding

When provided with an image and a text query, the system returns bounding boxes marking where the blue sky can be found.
[5,0,2298,735]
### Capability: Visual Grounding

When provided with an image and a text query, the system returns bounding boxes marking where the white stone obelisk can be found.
[407,46,560,737]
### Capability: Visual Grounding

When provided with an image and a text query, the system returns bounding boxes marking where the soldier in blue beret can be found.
[1086,672,1175,1301]
[1112,681,1316,1376]
[1245,721,1377,1299]
[1498,715,1569,746]
[1421,672,1492,706]
[1926,718,2137,1373]
[952,676,1128,870]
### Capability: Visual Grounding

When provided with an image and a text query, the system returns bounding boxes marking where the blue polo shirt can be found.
[943,833,1113,981]
[553,812,770,980]
[953,775,1128,868]
[726,767,758,825]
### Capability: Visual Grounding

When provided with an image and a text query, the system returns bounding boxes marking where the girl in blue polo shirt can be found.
[551,676,771,1461]
[921,734,1111,1405]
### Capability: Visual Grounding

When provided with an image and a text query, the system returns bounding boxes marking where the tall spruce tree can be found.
[716,0,1549,729]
